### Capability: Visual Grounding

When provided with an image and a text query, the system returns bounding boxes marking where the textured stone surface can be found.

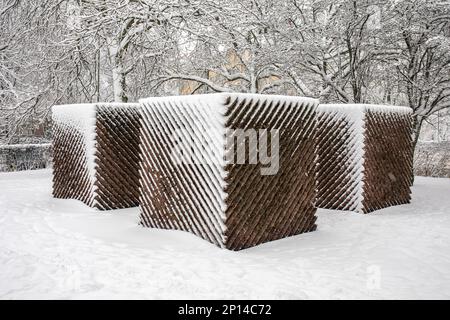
[52,103,141,210]
[316,104,413,213]
[414,141,450,178]
[0,143,52,172]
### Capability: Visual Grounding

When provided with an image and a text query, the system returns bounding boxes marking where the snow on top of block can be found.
[224,92,319,107]
[139,93,318,109]
[365,104,411,115]
[52,103,96,126]
[140,93,225,104]
[95,102,140,110]
[52,103,140,119]
[318,103,411,115]
[318,104,365,122]
[317,104,366,212]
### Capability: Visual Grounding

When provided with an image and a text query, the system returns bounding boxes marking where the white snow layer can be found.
[320,103,412,115]
[0,169,449,299]
[140,92,318,108]
[0,143,51,150]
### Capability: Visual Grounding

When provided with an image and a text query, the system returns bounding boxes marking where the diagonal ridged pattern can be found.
[94,104,142,210]
[315,107,364,212]
[362,109,413,213]
[52,103,141,210]
[139,93,319,250]
[52,121,95,207]
[139,95,228,247]
[223,96,318,250]
[315,104,413,213]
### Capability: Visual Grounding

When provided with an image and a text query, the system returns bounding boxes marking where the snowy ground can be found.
[0,169,449,299]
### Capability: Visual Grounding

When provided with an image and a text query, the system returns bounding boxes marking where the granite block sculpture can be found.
[315,104,413,213]
[52,103,141,210]
[139,93,319,250]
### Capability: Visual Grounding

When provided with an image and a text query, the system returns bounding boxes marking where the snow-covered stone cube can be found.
[139,93,319,250]
[316,104,413,213]
[52,103,141,210]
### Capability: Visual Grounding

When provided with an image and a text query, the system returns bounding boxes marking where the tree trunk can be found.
[412,114,423,152]
[109,40,128,103]
[112,63,128,103]
[410,114,424,185]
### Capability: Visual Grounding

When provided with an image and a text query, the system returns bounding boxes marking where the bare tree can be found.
[1,0,449,149]
[389,0,450,149]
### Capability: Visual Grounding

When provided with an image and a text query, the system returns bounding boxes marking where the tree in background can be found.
[0,0,449,148]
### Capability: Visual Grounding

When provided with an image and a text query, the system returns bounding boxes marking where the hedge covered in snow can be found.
[414,141,450,178]
[0,143,52,172]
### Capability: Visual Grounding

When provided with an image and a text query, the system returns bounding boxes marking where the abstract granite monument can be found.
[138,93,319,250]
[315,104,413,213]
[52,103,141,210]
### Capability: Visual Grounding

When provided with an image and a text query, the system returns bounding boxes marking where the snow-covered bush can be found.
[0,143,52,172]
[414,142,450,178]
